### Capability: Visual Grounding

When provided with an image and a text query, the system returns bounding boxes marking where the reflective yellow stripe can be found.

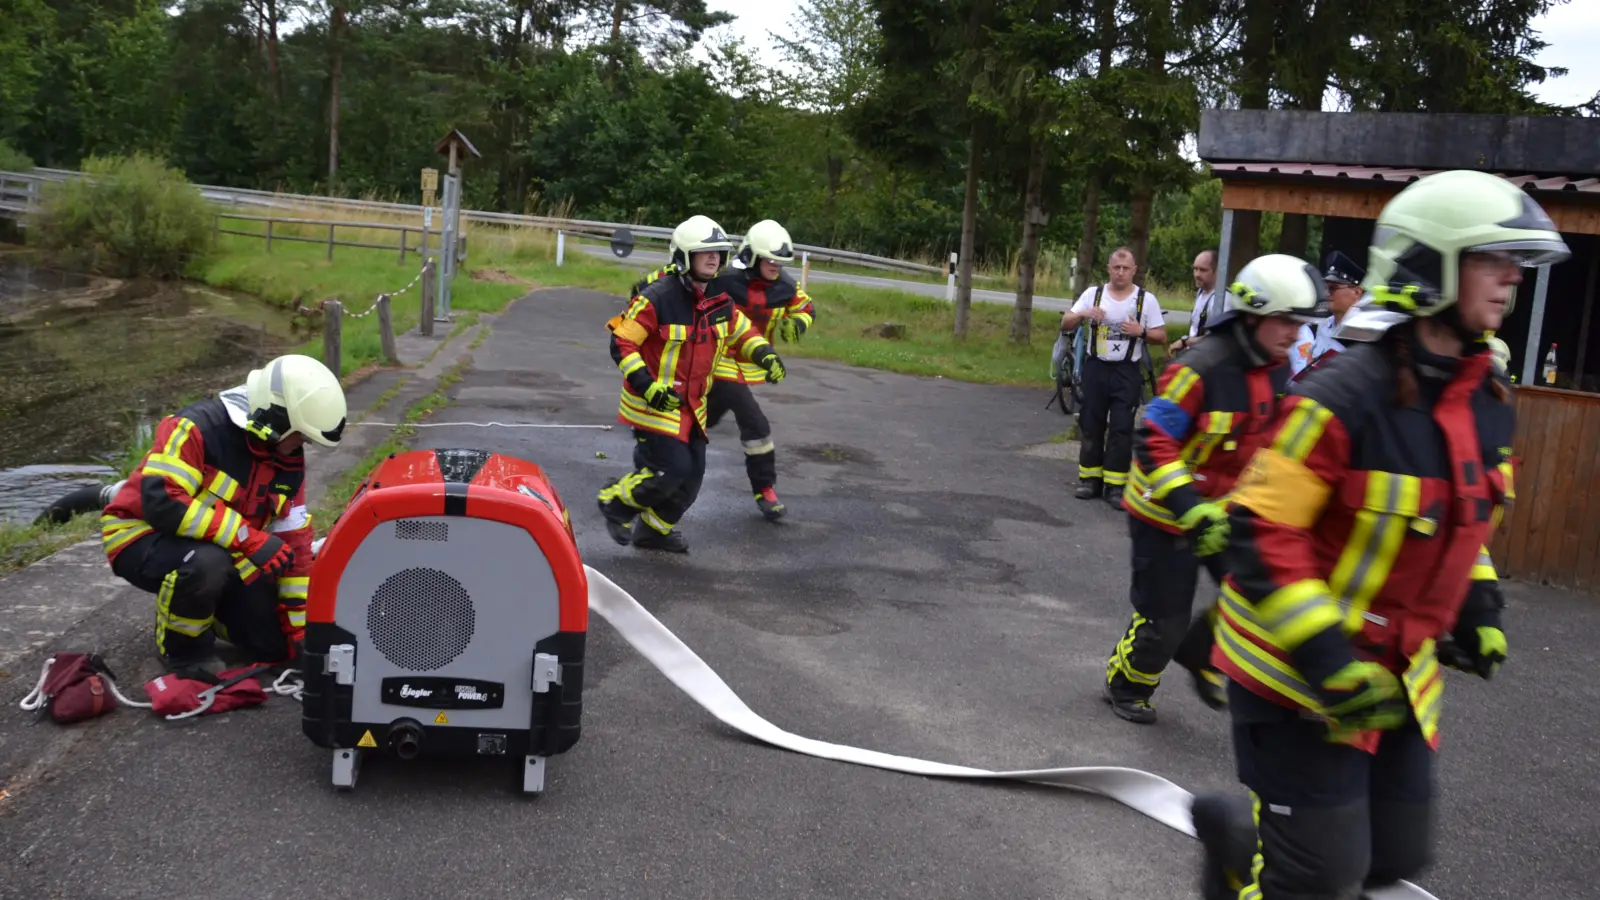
[1163,367,1201,404]
[1215,592,1322,710]
[1252,578,1344,650]
[207,470,241,502]
[177,499,216,539]
[277,576,310,601]
[1102,469,1129,487]
[234,553,259,582]
[1189,412,1235,467]
[284,607,307,628]
[619,351,648,378]
[1498,460,1515,500]
[142,453,202,495]
[1107,614,1162,686]
[641,509,673,534]
[1402,640,1444,744]
[163,418,195,456]
[1078,465,1103,480]
[618,391,681,432]
[664,324,689,341]
[1123,472,1180,527]
[1327,472,1418,634]
[1270,397,1333,462]
[1470,545,1497,581]
[101,516,153,555]
[1142,459,1194,500]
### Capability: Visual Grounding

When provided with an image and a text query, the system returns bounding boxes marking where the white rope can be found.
[105,678,152,709]
[17,658,52,711]
[269,669,304,701]
[352,421,613,430]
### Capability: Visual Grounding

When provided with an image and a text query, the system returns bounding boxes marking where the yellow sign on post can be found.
[420,167,438,193]
[422,189,436,207]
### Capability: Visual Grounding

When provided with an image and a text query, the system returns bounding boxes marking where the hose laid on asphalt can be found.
[581,565,1441,900]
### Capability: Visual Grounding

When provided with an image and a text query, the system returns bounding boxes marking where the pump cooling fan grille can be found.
[366,567,476,671]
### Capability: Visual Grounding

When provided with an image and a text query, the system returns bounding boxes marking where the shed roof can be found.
[1212,162,1600,195]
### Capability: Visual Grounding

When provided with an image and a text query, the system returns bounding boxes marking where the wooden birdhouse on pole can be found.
[430,128,480,321]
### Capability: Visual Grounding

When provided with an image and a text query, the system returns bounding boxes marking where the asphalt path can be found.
[573,241,1199,327]
[0,287,1593,900]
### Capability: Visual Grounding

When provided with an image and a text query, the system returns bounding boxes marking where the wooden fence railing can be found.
[213,211,465,265]
[1490,385,1600,591]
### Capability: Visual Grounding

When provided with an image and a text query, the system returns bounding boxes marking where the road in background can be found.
[575,240,1198,328]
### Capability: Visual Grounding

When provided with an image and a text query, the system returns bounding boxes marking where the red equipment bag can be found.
[20,652,132,724]
[144,667,269,719]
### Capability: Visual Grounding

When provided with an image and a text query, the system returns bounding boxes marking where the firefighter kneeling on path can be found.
[1103,253,1328,725]
[1189,169,1567,900]
[598,214,786,553]
[100,354,346,682]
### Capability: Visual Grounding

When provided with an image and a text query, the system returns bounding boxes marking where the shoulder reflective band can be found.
[582,566,1438,900]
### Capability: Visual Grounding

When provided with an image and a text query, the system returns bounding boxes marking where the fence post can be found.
[398,229,407,265]
[556,230,565,267]
[326,223,335,261]
[324,300,343,378]
[800,252,810,290]
[419,261,436,337]
[377,294,399,365]
[265,219,273,253]
[946,252,957,302]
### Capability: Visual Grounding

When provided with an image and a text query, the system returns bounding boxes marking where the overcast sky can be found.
[701,0,1600,108]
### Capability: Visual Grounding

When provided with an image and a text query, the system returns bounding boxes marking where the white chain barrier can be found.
[580,565,1440,900]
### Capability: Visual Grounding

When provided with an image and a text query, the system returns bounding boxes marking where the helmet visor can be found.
[1466,238,1571,268]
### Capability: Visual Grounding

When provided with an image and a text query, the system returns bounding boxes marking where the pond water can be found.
[0,253,296,525]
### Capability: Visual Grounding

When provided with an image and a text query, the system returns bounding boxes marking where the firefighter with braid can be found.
[704,219,815,521]
[597,214,787,553]
[100,354,346,681]
[1189,169,1566,899]
[1103,253,1329,725]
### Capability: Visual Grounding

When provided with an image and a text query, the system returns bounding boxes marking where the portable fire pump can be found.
[299,447,588,795]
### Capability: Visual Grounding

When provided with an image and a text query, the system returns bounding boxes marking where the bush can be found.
[0,140,32,172]
[29,153,213,279]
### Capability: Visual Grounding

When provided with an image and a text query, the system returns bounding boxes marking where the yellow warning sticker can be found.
[434,711,450,725]
[357,730,377,748]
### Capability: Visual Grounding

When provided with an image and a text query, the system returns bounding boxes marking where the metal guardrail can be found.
[0,167,948,277]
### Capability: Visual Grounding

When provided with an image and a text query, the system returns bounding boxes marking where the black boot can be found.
[755,487,786,521]
[1191,793,1258,900]
[1187,666,1229,711]
[1104,484,1125,511]
[1102,678,1157,724]
[1075,478,1102,500]
[596,480,637,546]
[632,528,689,554]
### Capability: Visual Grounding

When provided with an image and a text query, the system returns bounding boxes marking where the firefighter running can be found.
[100,354,347,682]
[623,219,818,521]
[1189,169,1569,899]
[1104,253,1329,725]
[597,214,787,553]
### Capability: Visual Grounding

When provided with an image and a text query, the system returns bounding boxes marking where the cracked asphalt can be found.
[0,287,1594,900]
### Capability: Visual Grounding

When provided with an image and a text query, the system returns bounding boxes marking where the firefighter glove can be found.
[1177,502,1230,557]
[757,351,786,383]
[1315,660,1408,733]
[248,534,296,581]
[779,317,807,343]
[643,381,681,412]
[1440,626,1506,680]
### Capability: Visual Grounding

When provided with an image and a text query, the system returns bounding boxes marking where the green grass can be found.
[0,422,153,574]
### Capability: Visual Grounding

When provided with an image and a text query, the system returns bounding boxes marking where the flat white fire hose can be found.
[581,565,1441,900]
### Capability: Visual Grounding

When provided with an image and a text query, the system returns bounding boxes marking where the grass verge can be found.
[778,283,1190,387]
[0,425,153,574]
[189,201,1185,389]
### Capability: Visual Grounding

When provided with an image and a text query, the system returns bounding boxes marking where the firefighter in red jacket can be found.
[620,219,816,520]
[1190,170,1568,899]
[100,354,347,682]
[1103,253,1329,725]
[598,214,786,552]
[705,219,816,521]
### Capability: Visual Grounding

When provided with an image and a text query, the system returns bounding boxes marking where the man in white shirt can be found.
[1169,248,1217,356]
[1288,250,1365,379]
[1058,246,1167,509]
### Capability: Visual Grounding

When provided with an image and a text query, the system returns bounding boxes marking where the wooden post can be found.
[419,260,436,337]
[327,223,335,261]
[377,294,399,365]
[398,228,407,264]
[324,300,343,377]
[265,219,273,253]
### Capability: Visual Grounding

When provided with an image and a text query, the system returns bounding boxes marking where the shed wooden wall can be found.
[1491,386,1600,590]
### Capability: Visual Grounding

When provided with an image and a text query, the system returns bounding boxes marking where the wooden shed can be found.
[1198,109,1600,591]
